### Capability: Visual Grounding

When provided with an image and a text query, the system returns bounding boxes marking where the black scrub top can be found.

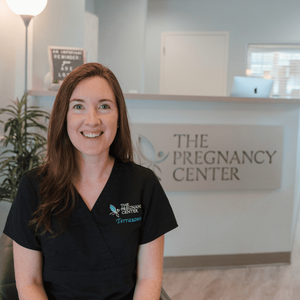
[4,160,178,300]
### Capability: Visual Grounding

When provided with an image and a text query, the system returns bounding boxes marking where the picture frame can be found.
[47,46,86,84]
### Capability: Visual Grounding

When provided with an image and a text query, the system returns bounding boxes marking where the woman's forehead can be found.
[70,76,116,102]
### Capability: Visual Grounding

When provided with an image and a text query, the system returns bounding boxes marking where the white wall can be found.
[0,0,22,230]
[0,0,86,105]
[0,0,21,131]
[31,0,85,90]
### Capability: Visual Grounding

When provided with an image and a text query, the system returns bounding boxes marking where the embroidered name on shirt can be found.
[116,217,142,224]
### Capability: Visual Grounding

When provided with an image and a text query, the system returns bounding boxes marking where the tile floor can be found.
[162,210,300,300]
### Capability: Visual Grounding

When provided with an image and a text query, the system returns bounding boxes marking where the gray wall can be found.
[95,0,147,93]
[144,0,300,94]
[85,0,96,14]
[95,0,300,95]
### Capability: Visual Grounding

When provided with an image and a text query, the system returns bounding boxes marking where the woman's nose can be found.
[85,108,101,126]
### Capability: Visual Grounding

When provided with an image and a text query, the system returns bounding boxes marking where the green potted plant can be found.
[0,94,50,202]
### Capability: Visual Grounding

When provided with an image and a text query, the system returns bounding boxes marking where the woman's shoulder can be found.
[24,165,43,178]
[115,160,162,192]
[21,166,45,190]
[118,160,155,179]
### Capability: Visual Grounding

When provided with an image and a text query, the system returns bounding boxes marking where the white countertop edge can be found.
[124,93,300,104]
[28,90,300,104]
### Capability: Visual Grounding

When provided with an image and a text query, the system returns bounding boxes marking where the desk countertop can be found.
[28,90,300,104]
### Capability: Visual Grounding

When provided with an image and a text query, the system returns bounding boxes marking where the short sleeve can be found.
[3,171,41,251]
[139,170,178,245]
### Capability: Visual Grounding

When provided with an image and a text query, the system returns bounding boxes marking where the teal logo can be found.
[136,135,169,180]
[109,205,120,217]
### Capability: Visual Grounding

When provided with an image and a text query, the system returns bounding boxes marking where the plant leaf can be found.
[0,93,49,203]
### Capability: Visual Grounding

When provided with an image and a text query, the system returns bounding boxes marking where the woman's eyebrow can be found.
[69,98,114,103]
[70,98,85,103]
[98,98,113,103]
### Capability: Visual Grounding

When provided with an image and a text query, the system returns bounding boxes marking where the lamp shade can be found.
[6,0,48,16]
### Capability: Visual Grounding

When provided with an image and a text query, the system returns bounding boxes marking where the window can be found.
[247,44,300,98]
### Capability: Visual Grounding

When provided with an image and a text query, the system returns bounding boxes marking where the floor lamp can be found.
[5,0,48,143]
[6,0,48,95]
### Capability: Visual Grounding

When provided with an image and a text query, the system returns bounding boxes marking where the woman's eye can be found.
[74,104,83,109]
[99,104,110,109]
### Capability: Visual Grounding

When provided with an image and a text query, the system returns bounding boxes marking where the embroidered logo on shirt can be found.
[109,205,120,217]
[109,203,142,224]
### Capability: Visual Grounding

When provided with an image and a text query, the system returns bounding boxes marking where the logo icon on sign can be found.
[136,135,169,180]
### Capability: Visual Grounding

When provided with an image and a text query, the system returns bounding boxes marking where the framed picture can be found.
[48,46,86,84]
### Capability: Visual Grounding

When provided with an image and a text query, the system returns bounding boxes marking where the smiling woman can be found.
[3,63,178,300]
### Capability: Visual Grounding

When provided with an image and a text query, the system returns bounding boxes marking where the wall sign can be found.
[131,124,284,191]
[48,46,86,83]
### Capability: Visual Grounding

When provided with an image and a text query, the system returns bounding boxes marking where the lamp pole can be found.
[20,15,33,96]
[20,15,33,147]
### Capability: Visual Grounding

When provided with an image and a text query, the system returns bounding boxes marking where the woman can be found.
[4,63,177,300]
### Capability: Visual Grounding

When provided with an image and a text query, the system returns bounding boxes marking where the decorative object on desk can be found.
[230,76,274,98]
[44,72,61,91]
[47,46,86,85]
[0,94,50,203]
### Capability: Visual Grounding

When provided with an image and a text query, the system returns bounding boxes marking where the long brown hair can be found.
[30,63,133,235]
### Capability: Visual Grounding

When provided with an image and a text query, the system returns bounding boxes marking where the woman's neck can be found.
[75,153,115,184]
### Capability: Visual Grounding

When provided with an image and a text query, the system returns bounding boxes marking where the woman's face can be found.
[66,76,118,160]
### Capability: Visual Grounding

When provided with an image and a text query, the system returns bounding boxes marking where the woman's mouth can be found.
[81,132,103,138]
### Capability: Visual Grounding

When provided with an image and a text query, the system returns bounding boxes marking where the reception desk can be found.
[28,91,300,269]
[124,93,300,269]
